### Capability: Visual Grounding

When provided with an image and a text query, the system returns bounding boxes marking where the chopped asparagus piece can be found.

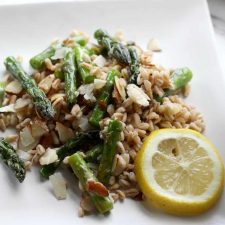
[0,82,5,107]
[89,69,120,127]
[62,51,77,105]
[54,69,64,80]
[154,67,193,103]
[30,42,61,70]
[40,130,100,178]
[4,56,55,120]
[74,46,94,84]
[0,138,26,182]
[69,152,113,214]
[127,47,140,84]
[97,120,122,184]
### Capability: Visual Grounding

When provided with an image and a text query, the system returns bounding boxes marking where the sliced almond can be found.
[38,74,55,94]
[115,77,126,100]
[55,122,74,143]
[31,120,49,139]
[112,154,127,176]
[5,80,22,94]
[127,84,150,106]
[94,79,106,89]
[14,98,31,111]
[18,138,39,152]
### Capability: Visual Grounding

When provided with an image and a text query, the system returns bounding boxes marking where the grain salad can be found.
[0,29,205,216]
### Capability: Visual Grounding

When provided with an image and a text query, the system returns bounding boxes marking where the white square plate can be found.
[0,0,224,224]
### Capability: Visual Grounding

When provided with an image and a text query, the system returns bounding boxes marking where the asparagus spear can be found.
[74,46,95,84]
[84,144,103,163]
[69,152,113,214]
[127,47,140,84]
[0,82,5,107]
[97,120,122,184]
[89,69,120,127]
[0,138,26,182]
[4,57,55,120]
[154,67,193,103]
[30,42,61,70]
[62,51,77,105]
[40,130,100,178]
[94,29,131,65]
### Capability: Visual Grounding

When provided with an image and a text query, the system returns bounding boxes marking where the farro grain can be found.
[0,119,6,131]
[116,190,126,200]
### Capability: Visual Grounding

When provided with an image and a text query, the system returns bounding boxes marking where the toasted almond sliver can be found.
[127,84,150,106]
[86,180,109,197]
[115,77,126,100]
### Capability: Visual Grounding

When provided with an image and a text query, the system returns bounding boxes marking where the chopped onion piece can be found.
[49,173,67,200]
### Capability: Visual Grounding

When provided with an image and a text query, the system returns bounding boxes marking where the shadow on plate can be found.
[138,195,224,223]
[0,162,20,189]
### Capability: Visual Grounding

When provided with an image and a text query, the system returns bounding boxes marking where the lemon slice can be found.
[135,129,224,215]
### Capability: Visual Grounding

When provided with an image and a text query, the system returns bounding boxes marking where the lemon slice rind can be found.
[135,129,224,215]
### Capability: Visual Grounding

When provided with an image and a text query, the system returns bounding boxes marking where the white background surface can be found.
[0,0,225,225]
[0,0,224,72]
